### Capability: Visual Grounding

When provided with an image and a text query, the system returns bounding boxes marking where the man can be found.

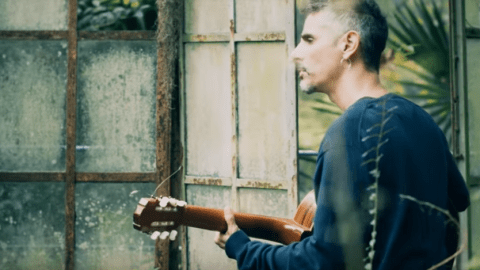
[214,0,470,269]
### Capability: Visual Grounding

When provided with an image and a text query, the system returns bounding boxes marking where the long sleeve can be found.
[223,94,470,270]
[224,144,360,270]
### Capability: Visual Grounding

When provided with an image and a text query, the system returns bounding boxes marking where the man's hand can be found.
[214,206,240,249]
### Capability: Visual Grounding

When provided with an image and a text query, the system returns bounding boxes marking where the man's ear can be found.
[340,31,360,60]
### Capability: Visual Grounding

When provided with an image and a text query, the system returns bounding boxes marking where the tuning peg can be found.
[169,230,178,241]
[177,200,187,207]
[160,231,170,240]
[151,231,161,240]
[160,197,169,207]
[168,198,177,206]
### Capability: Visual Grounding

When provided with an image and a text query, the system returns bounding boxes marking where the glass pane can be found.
[185,185,236,270]
[467,39,480,177]
[75,183,156,270]
[185,43,232,177]
[0,182,65,270]
[76,41,156,172]
[184,0,230,34]
[470,187,480,265]
[466,0,480,28]
[0,41,67,172]
[0,0,68,30]
[237,43,289,181]
[235,0,287,33]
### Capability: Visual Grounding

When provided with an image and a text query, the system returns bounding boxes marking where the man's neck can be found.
[327,68,388,111]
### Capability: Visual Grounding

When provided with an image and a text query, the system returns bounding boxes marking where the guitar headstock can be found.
[133,196,187,241]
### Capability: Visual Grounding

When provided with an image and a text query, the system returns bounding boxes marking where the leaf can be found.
[404,2,438,49]
[312,107,342,116]
[396,64,441,85]
[415,0,448,54]
[402,93,447,100]
[388,21,413,46]
[431,0,449,47]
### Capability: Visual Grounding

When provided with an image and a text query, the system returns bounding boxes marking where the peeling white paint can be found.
[185,43,232,177]
[184,0,230,34]
[237,43,289,181]
[236,0,287,33]
[186,185,236,270]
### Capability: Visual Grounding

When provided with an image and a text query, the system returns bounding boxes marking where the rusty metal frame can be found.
[229,0,239,214]
[76,172,156,182]
[449,0,472,267]
[0,173,65,182]
[0,31,68,39]
[0,172,156,182]
[285,0,298,217]
[178,3,188,269]
[182,31,286,43]
[64,0,78,268]
[78,31,155,40]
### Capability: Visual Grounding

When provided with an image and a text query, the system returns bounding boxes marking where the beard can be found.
[299,77,316,94]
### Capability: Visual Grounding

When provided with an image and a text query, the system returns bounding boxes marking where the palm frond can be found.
[395,81,448,96]
[312,107,342,116]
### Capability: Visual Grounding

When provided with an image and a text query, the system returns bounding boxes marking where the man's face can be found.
[291,10,345,94]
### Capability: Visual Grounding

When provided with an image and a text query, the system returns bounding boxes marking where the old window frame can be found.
[0,1,179,269]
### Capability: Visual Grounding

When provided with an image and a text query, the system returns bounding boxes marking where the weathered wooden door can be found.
[181,0,297,268]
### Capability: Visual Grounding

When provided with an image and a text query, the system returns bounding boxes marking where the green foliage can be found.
[469,256,480,270]
[312,97,342,116]
[77,0,157,30]
[388,0,452,141]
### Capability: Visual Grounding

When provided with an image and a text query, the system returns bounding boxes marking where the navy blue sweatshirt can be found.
[225,94,470,269]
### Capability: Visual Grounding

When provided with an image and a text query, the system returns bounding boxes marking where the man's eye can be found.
[304,37,314,43]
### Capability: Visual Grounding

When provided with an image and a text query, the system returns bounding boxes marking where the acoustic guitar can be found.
[133,190,316,245]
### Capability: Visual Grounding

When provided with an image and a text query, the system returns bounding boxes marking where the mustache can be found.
[295,64,309,73]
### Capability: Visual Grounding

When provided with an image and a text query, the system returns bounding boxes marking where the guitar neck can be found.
[181,205,309,245]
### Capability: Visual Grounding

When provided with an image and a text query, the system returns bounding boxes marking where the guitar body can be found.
[133,190,317,245]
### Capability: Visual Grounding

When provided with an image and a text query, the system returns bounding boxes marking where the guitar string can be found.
[151,165,183,197]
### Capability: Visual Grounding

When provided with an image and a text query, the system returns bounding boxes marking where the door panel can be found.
[181,0,296,269]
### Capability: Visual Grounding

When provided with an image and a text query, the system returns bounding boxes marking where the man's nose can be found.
[290,45,302,63]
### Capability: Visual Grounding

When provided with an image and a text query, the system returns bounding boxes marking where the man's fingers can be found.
[214,231,226,249]
[224,206,240,235]
[224,206,235,226]
[214,206,240,250]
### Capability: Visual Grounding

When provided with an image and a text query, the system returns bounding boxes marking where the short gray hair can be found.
[303,0,388,72]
